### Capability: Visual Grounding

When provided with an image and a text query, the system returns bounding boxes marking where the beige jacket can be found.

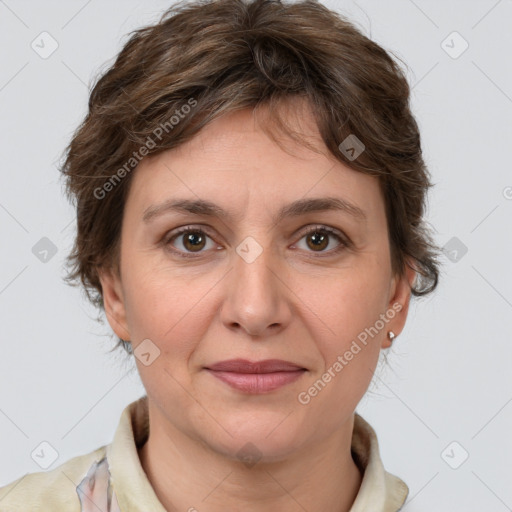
[0,396,409,511]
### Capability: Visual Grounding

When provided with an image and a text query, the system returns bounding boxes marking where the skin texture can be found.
[99,98,416,512]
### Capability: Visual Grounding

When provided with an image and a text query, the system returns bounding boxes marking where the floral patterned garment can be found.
[76,456,121,512]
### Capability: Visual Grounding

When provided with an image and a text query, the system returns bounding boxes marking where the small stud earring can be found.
[388,331,396,342]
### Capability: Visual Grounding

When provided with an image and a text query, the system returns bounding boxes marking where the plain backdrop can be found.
[0,0,511,510]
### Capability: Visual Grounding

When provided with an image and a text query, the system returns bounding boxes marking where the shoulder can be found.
[0,445,107,511]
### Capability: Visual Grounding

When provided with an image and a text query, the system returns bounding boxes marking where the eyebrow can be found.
[142,196,367,224]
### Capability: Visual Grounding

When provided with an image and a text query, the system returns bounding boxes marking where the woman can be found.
[0,0,440,510]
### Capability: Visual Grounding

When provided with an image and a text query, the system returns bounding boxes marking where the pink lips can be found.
[205,359,306,393]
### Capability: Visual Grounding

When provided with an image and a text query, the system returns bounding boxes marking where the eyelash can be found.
[162,224,350,259]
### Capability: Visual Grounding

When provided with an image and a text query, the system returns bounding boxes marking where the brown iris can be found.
[306,231,329,251]
[182,231,206,252]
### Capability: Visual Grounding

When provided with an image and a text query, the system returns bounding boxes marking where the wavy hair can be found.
[60,0,442,353]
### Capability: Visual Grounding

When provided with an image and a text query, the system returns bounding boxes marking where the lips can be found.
[205,359,306,393]
[206,359,305,373]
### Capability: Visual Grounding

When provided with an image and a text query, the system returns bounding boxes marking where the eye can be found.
[163,224,349,259]
[293,225,348,256]
[164,226,217,257]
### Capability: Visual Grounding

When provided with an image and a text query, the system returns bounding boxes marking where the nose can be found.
[220,238,292,338]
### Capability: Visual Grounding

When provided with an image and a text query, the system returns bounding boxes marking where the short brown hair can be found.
[60,0,441,353]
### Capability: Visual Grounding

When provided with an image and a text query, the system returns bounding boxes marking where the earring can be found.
[388,331,396,342]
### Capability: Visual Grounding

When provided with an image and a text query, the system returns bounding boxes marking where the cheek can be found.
[123,271,176,337]
[306,266,389,347]
[122,269,209,398]
[297,263,390,405]
[299,278,386,416]
[121,260,218,355]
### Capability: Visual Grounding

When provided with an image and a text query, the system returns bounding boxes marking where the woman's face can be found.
[100,101,414,461]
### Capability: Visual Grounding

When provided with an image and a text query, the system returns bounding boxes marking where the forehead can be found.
[125,104,384,226]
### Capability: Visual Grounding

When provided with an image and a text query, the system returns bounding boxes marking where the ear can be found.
[97,267,130,342]
[381,259,417,348]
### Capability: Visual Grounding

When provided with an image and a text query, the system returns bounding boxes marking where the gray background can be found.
[1,0,511,509]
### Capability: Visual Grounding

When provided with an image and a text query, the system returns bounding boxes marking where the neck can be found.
[138,403,362,512]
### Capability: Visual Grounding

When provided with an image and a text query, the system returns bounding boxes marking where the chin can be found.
[197,413,307,464]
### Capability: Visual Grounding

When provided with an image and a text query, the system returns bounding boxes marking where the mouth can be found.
[204,359,307,393]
